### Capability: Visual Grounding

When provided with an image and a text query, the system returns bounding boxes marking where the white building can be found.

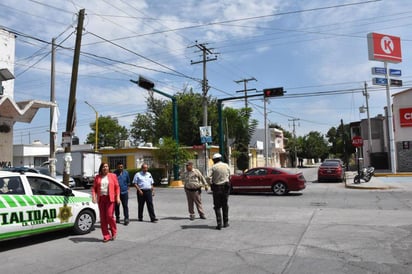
[393,88,412,172]
[0,28,54,167]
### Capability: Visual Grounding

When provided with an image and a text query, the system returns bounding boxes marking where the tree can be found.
[130,113,156,146]
[224,107,258,170]
[301,131,329,162]
[86,115,128,148]
[130,89,219,146]
[326,122,355,166]
[151,137,193,180]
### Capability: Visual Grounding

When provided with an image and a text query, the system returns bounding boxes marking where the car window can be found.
[0,177,25,194]
[246,169,267,176]
[321,162,340,167]
[27,176,65,196]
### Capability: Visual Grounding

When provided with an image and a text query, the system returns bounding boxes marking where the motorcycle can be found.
[354,166,375,184]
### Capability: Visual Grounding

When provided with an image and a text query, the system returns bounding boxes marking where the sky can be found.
[1,0,411,147]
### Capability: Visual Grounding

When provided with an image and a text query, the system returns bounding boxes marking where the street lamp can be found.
[131,76,179,180]
[85,101,98,152]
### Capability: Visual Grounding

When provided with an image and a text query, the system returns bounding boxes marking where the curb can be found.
[344,183,392,190]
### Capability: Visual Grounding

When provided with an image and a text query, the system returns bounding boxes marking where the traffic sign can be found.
[371,67,386,75]
[352,136,363,147]
[390,79,403,87]
[389,69,402,77]
[372,77,388,86]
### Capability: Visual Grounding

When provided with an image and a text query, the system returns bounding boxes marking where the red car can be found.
[317,161,345,182]
[229,167,306,196]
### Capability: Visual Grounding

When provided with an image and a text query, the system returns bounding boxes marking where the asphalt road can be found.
[2,167,412,274]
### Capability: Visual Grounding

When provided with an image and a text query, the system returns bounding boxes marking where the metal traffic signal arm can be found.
[130,76,179,180]
[218,88,285,161]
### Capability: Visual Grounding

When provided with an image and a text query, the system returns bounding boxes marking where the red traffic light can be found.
[263,87,284,97]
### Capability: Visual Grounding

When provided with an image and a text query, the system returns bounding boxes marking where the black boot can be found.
[223,205,229,228]
[215,209,222,230]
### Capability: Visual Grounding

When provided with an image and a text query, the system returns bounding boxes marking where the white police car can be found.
[0,170,98,241]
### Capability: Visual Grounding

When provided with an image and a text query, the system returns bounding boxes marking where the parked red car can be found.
[229,167,306,196]
[317,161,345,182]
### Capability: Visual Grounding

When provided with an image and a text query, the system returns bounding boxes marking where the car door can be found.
[242,168,270,192]
[26,176,76,233]
[0,176,33,241]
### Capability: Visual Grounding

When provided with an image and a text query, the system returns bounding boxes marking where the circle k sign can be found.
[367,32,402,63]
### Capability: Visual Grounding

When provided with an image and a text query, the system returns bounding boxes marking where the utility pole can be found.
[235,77,257,108]
[49,38,56,178]
[190,42,218,174]
[363,82,373,165]
[289,118,300,168]
[63,9,85,186]
[190,42,218,126]
[341,119,348,170]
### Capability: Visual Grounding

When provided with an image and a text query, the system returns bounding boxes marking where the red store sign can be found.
[399,108,412,127]
[367,32,402,63]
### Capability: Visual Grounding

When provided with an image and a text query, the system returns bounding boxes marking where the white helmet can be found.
[212,153,222,160]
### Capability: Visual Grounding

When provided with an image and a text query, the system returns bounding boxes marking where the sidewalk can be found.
[344,171,412,190]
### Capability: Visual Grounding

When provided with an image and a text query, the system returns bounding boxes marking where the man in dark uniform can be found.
[209,153,230,230]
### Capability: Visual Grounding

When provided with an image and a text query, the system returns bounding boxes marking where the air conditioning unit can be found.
[119,140,130,148]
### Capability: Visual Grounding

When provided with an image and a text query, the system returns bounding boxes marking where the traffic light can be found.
[263,87,284,97]
[138,76,155,90]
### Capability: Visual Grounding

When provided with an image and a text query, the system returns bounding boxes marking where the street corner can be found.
[344,172,393,190]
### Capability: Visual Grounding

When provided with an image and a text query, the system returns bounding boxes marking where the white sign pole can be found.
[384,61,397,174]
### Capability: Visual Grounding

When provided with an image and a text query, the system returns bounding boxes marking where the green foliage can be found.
[129,88,219,146]
[224,107,257,168]
[152,137,193,177]
[130,113,156,146]
[326,122,355,164]
[301,131,329,161]
[86,115,128,148]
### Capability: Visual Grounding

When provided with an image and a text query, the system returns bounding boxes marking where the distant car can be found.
[0,170,98,241]
[323,158,345,166]
[317,161,345,182]
[229,167,306,196]
[55,171,76,188]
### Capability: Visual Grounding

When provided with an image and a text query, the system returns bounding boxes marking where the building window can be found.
[108,156,127,169]
[34,157,48,167]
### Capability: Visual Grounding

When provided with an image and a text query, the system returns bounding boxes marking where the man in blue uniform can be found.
[114,162,130,225]
[133,163,158,223]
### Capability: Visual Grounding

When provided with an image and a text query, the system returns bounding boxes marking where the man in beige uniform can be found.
[210,153,230,230]
[181,161,208,220]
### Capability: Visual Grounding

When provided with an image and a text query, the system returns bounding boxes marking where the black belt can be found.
[141,189,151,192]
[185,188,200,192]
[213,183,228,189]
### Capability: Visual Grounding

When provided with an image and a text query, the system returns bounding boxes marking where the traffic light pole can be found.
[131,78,179,180]
[218,93,263,161]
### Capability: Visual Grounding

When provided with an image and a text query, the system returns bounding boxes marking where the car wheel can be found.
[272,182,287,196]
[73,209,95,235]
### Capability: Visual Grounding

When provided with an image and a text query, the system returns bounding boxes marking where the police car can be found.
[0,170,98,241]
